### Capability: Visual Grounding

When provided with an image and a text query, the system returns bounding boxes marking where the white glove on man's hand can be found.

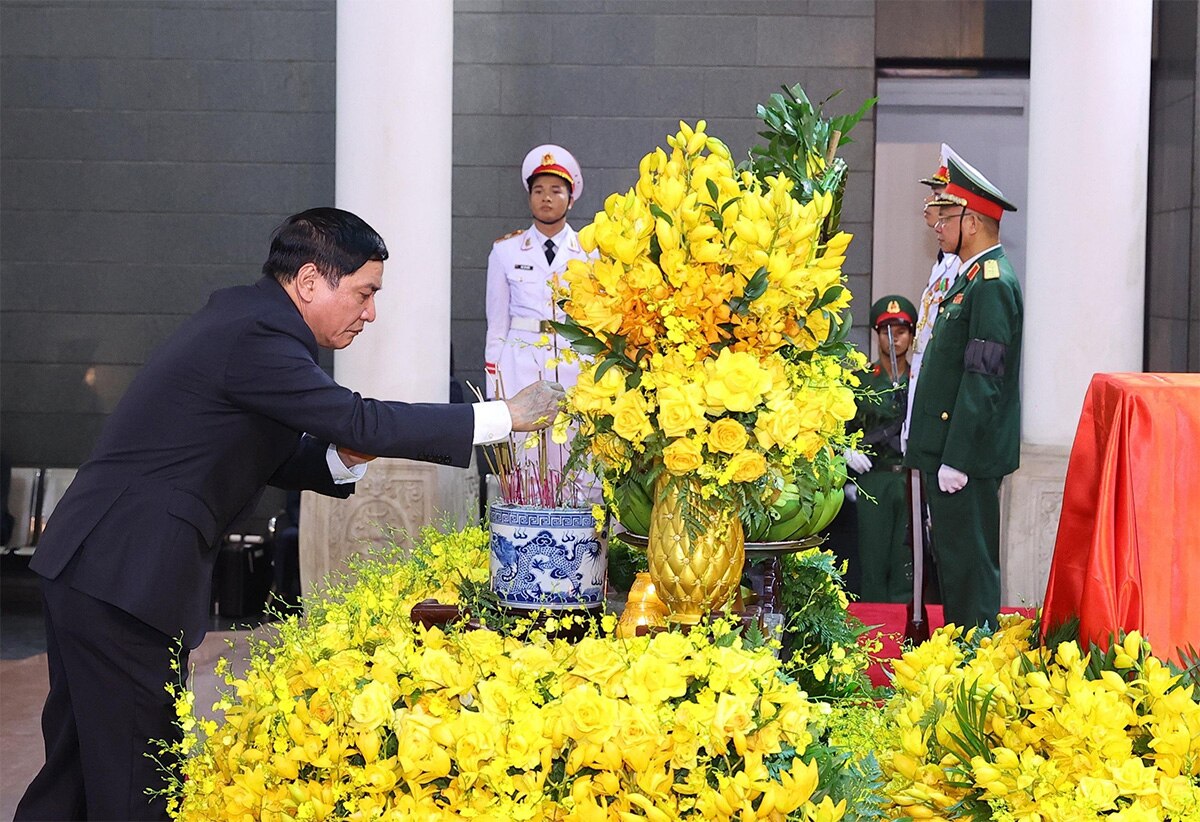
[938,463,969,494]
[844,448,873,475]
[843,482,858,504]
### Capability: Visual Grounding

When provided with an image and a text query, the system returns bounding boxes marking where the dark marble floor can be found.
[1,555,46,660]
[0,552,268,821]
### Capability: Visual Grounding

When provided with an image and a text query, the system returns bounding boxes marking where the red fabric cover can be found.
[1041,373,1200,665]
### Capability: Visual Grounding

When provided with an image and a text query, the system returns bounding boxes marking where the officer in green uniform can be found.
[904,148,1022,630]
[847,295,918,602]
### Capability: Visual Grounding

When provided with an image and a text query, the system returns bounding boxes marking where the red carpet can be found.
[849,603,1039,688]
[847,602,908,688]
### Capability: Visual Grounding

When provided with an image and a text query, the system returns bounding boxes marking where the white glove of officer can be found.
[937,463,969,494]
[843,482,858,504]
[844,448,873,475]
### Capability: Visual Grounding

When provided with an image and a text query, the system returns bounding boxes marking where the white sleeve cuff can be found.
[473,400,513,445]
[326,443,368,484]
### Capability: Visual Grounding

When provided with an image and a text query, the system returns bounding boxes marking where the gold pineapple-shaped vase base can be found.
[646,476,745,624]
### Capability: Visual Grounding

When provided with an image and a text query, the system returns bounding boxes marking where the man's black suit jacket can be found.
[31,276,475,647]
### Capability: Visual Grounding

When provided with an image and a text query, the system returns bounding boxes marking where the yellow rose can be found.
[754,404,802,451]
[350,680,393,731]
[707,418,749,454]
[572,365,626,415]
[590,431,629,469]
[626,652,689,704]
[825,385,858,424]
[662,437,703,474]
[656,383,707,438]
[711,691,756,739]
[415,647,471,696]
[611,388,654,443]
[454,729,495,779]
[569,638,627,690]
[499,710,545,771]
[726,450,766,483]
[704,348,772,413]
[560,683,620,746]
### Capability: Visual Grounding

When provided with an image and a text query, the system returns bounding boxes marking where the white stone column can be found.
[301,0,478,594]
[334,0,452,403]
[1003,0,1152,606]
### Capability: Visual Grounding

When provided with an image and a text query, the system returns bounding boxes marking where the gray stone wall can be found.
[1146,0,1200,371]
[450,0,878,394]
[7,0,1197,481]
[0,0,336,467]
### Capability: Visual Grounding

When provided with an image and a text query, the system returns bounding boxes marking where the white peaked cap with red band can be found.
[522,144,583,203]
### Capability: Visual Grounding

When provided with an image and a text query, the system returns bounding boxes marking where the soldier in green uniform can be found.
[904,148,1022,630]
[847,295,918,602]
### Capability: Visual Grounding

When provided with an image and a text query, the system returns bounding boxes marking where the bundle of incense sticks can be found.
[470,376,583,509]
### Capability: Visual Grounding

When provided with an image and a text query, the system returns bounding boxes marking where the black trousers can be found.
[16,578,186,821]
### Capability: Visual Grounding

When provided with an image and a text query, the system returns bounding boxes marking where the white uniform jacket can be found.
[484,223,593,400]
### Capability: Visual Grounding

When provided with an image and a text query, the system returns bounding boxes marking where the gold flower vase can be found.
[646,476,745,624]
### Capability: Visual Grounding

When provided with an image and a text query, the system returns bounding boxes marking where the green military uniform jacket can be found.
[905,245,1023,478]
[852,362,907,470]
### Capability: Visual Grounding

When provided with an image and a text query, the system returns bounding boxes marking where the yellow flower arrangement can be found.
[881,615,1200,820]
[162,523,1200,822]
[552,119,865,534]
[164,525,855,822]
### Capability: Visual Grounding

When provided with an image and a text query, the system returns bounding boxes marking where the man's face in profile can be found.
[306,261,383,349]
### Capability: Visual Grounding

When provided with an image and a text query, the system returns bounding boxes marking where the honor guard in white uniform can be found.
[485,144,594,400]
[903,144,962,453]
[485,145,598,497]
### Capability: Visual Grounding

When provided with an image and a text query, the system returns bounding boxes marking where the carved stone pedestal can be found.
[298,455,479,595]
[999,443,1071,609]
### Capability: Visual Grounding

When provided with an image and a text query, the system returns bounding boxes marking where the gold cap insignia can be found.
[542,153,555,165]
[887,300,900,313]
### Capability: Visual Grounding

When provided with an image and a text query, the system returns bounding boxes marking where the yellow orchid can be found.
[882,617,1200,820]
[168,546,848,822]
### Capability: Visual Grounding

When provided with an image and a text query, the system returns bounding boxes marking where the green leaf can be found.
[743,266,770,301]
[649,203,673,225]
[829,96,878,146]
[814,285,846,309]
[593,356,621,383]
[570,337,608,356]
[545,320,588,342]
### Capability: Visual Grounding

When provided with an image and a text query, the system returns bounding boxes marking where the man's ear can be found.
[293,262,322,304]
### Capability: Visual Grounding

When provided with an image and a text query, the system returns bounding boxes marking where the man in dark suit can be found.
[16,208,563,821]
[904,151,1023,631]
